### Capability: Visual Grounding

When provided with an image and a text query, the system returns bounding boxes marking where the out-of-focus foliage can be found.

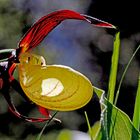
[57,129,71,140]
[56,129,90,140]
[0,0,23,49]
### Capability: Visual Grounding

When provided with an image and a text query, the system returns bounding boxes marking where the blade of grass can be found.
[114,45,140,105]
[84,111,93,140]
[107,32,120,104]
[133,75,140,130]
[36,111,59,140]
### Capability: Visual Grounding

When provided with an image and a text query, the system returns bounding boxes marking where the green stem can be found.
[114,45,140,105]
[36,111,59,140]
[84,111,93,140]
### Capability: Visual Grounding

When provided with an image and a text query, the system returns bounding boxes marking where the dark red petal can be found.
[82,14,116,28]
[18,10,115,53]
[9,107,50,122]
[38,106,50,118]
[8,63,16,82]
[2,89,50,122]
[38,106,61,122]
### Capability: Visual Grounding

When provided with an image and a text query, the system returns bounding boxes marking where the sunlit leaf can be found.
[95,93,140,140]
[108,32,120,104]
[18,53,93,111]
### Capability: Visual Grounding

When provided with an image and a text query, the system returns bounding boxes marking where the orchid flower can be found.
[0,10,115,122]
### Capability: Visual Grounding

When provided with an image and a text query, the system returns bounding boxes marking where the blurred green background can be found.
[0,0,140,139]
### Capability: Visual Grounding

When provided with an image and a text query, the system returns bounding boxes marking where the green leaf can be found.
[108,32,120,104]
[133,75,140,130]
[106,99,140,140]
[95,92,140,140]
[91,121,101,139]
[93,86,105,99]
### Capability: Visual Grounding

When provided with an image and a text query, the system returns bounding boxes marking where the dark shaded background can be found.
[0,0,140,139]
